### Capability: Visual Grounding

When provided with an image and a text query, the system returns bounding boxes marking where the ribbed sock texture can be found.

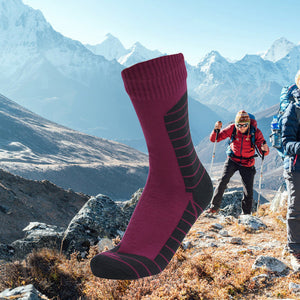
[90,54,213,280]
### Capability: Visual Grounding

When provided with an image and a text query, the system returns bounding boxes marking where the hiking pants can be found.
[284,170,300,254]
[210,157,256,214]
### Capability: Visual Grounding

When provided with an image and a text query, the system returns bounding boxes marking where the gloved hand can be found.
[214,121,222,130]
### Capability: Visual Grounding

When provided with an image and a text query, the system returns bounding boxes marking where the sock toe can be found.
[90,252,140,280]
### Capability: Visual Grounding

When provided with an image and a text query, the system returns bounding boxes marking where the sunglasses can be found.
[236,124,249,128]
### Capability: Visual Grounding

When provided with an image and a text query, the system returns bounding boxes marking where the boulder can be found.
[61,194,127,256]
[252,255,288,273]
[238,215,267,232]
[10,222,65,259]
[219,188,268,218]
[120,188,142,220]
[219,190,244,217]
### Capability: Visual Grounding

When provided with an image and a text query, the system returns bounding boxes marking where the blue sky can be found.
[23,0,300,65]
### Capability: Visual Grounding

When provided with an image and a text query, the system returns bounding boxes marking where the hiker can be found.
[206,110,269,214]
[281,70,300,270]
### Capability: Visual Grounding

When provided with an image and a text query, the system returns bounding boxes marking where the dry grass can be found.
[1,203,300,299]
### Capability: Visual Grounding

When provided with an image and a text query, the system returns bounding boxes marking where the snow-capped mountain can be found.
[188,41,300,113]
[86,34,164,67]
[188,52,285,113]
[0,0,219,152]
[1,0,300,151]
[85,33,127,61]
[86,34,300,115]
[117,42,163,67]
[0,92,148,199]
[261,37,296,62]
[0,0,144,144]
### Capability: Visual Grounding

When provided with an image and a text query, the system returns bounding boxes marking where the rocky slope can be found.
[0,92,148,199]
[0,168,89,244]
[1,184,300,299]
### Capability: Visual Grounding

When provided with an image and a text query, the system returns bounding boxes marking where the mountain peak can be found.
[198,50,227,67]
[0,0,51,43]
[131,41,146,51]
[102,33,120,43]
[262,37,296,62]
[85,33,126,60]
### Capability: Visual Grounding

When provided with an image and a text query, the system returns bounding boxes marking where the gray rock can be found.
[219,190,243,217]
[252,255,288,273]
[196,240,218,248]
[196,231,205,237]
[0,284,48,300]
[229,237,243,245]
[251,274,269,282]
[62,194,127,256]
[11,222,65,259]
[219,229,230,237]
[182,241,192,250]
[238,215,267,232]
[211,223,224,230]
[97,237,114,252]
[289,282,300,294]
[218,189,267,218]
[121,188,142,220]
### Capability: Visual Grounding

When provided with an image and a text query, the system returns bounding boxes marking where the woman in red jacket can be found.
[206,110,269,214]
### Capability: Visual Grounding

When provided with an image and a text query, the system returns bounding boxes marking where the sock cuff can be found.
[121,53,187,102]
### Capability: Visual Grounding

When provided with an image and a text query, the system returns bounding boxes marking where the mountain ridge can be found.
[0,92,148,199]
[0,1,299,151]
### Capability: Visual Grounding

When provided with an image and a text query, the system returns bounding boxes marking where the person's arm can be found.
[255,129,270,156]
[282,104,300,155]
[210,122,233,142]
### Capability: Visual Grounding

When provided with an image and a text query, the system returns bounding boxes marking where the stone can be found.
[121,188,142,221]
[182,241,192,250]
[61,194,127,256]
[219,190,243,218]
[251,274,269,283]
[0,284,48,300]
[289,282,300,294]
[252,255,288,273]
[229,237,243,245]
[11,222,65,259]
[97,238,114,252]
[219,230,230,237]
[238,215,267,232]
[210,223,224,230]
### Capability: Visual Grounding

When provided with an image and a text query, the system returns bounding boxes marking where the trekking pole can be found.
[209,128,220,177]
[257,151,265,216]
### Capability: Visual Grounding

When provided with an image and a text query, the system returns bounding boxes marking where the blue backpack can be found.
[270,84,300,159]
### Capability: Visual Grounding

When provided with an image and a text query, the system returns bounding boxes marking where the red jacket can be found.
[210,122,269,167]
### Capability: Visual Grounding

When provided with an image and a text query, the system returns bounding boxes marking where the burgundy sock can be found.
[90,53,213,280]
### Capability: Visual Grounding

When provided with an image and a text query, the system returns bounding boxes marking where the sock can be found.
[90,53,213,280]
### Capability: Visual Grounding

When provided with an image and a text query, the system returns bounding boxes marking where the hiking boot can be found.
[206,208,219,214]
[290,253,300,272]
